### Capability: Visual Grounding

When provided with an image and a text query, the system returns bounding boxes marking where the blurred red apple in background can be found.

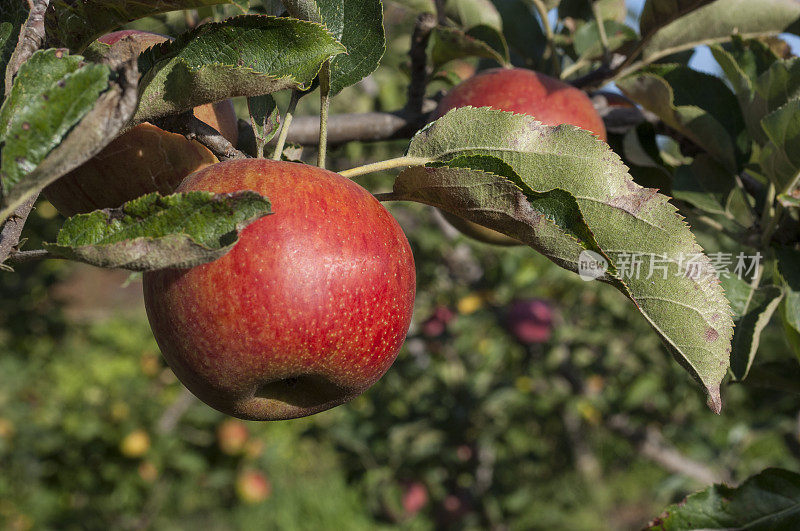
[236,470,272,504]
[435,67,606,140]
[217,419,250,455]
[433,67,606,246]
[507,298,554,344]
[143,159,416,420]
[421,306,454,338]
[43,30,239,217]
[402,482,429,516]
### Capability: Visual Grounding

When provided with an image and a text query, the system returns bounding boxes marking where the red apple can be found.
[402,482,429,516]
[143,159,416,421]
[217,419,250,455]
[435,67,607,140]
[433,68,606,246]
[507,298,554,344]
[43,30,240,217]
[236,470,272,503]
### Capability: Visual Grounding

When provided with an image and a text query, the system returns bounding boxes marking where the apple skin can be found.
[143,159,416,421]
[433,68,606,246]
[434,67,607,140]
[43,30,239,217]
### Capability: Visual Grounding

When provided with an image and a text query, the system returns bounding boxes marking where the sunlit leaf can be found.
[646,468,800,530]
[395,107,733,410]
[134,15,345,123]
[44,0,234,52]
[45,191,272,271]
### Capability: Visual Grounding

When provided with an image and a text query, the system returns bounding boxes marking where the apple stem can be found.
[317,62,332,169]
[339,156,431,179]
[272,90,299,161]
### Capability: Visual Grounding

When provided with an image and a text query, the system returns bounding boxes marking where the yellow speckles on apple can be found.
[143,160,415,421]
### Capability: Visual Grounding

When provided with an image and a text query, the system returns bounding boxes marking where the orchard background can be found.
[3,0,800,529]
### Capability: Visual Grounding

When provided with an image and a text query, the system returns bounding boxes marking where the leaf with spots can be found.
[44,0,235,52]
[45,191,272,271]
[646,468,800,530]
[0,49,109,198]
[393,107,733,411]
[134,15,345,123]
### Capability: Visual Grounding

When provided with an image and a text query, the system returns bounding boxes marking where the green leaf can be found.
[248,94,279,158]
[745,361,800,394]
[44,0,235,52]
[781,300,800,361]
[721,274,783,380]
[759,99,800,193]
[639,0,800,66]
[430,25,509,69]
[0,47,138,223]
[134,15,346,123]
[574,20,636,61]
[45,191,272,271]
[558,0,626,24]
[429,153,612,269]
[646,468,800,530]
[638,0,716,41]
[778,247,800,358]
[617,65,743,172]
[445,0,503,31]
[316,0,386,96]
[397,107,734,410]
[492,0,546,68]
[672,155,736,215]
[0,49,109,193]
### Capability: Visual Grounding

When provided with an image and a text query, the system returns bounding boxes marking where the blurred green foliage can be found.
[2,4,799,531]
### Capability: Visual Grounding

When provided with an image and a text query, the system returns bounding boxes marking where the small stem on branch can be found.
[272,90,299,161]
[532,0,560,76]
[6,249,56,264]
[154,112,246,161]
[318,63,331,169]
[339,156,430,179]
[0,194,39,267]
[590,0,610,62]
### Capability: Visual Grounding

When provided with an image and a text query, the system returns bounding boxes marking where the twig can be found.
[0,194,38,267]
[5,0,49,95]
[590,0,610,63]
[272,90,299,160]
[407,13,437,116]
[6,248,57,264]
[153,112,246,161]
[607,414,729,485]
[532,0,560,76]
[156,387,197,435]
